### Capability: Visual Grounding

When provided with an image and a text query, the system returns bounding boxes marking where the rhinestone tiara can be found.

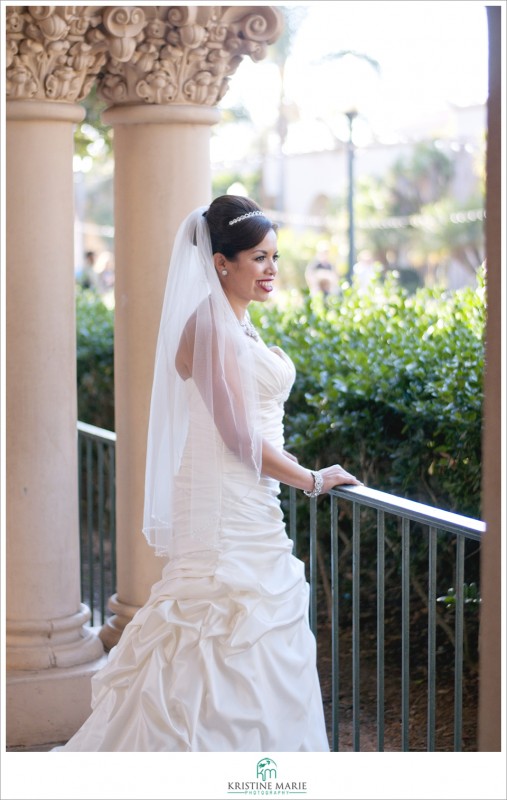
[228,210,265,226]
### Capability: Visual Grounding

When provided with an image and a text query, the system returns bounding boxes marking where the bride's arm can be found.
[262,439,362,493]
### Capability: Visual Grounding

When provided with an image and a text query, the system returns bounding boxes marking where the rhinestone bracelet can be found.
[303,469,324,498]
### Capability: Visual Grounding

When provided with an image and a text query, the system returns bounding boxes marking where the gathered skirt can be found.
[55,476,329,752]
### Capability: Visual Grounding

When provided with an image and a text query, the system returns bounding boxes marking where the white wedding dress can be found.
[55,338,329,752]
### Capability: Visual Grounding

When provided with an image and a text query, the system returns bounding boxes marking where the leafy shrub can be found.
[76,287,114,431]
[250,271,484,518]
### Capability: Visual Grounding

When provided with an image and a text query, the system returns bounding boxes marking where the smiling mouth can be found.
[257,280,274,292]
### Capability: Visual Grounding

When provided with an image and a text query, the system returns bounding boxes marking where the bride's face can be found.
[217,229,279,319]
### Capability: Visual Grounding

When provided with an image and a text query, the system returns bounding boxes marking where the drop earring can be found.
[221,268,228,276]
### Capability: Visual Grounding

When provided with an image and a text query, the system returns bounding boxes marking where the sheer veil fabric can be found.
[143,207,263,557]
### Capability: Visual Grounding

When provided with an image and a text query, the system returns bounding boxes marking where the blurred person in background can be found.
[305,240,338,297]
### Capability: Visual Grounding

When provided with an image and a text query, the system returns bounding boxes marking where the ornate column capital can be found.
[5,6,283,107]
[95,5,283,107]
[5,5,107,102]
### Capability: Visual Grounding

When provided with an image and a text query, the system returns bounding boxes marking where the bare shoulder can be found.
[175,300,215,379]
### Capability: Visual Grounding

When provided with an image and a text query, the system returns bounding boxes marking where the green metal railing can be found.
[287,484,485,753]
[77,423,484,751]
[77,421,116,626]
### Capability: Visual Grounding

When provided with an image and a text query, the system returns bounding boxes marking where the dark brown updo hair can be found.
[204,195,277,260]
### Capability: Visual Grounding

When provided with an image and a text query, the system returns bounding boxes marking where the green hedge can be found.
[76,288,114,431]
[250,272,484,519]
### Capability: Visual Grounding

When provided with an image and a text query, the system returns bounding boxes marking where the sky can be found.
[213,0,491,160]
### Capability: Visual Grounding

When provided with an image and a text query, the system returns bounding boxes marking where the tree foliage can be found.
[75,85,113,160]
[250,271,485,519]
[354,141,484,275]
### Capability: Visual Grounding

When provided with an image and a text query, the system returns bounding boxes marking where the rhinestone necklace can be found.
[240,312,259,341]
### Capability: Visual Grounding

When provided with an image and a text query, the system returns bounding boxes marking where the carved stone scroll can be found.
[5,5,283,107]
[97,5,282,107]
[6,6,107,102]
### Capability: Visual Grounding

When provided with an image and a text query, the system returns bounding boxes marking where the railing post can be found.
[309,497,318,635]
[454,535,465,751]
[331,495,340,752]
[376,510,385,752]
[401,517,411,751]
[289,485,298,555]
[427,526,437,751]
[352,502,361,751]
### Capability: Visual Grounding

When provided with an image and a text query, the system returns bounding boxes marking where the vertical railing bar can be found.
[377,509,385,752]
[289,485,297,556]
[401,516,410,751]
[110,441,117,593]
[352,501,361,751]
[331,494,339,752]
[86,438,94,623]
[97,442,105,625]
[309,497,318,636]
[454,535,465,752]
[427,526,437,752]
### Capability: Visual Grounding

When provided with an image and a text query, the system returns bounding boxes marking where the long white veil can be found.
[142,207,262,557]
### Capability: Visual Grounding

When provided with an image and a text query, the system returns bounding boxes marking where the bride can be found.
[54,195,361,752]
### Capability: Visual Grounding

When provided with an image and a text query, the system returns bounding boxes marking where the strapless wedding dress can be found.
[55,338,329,752]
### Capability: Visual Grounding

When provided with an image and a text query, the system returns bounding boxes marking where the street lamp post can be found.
[316,51,380,282]
[345,109,358,282]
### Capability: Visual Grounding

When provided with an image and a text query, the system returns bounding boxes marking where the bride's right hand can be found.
[318,464,363,493]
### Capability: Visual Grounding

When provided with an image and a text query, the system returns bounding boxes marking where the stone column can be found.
[5,6,108,748]
[99,103,220,648]
[5,99,108,745]
[96,4,284,648]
